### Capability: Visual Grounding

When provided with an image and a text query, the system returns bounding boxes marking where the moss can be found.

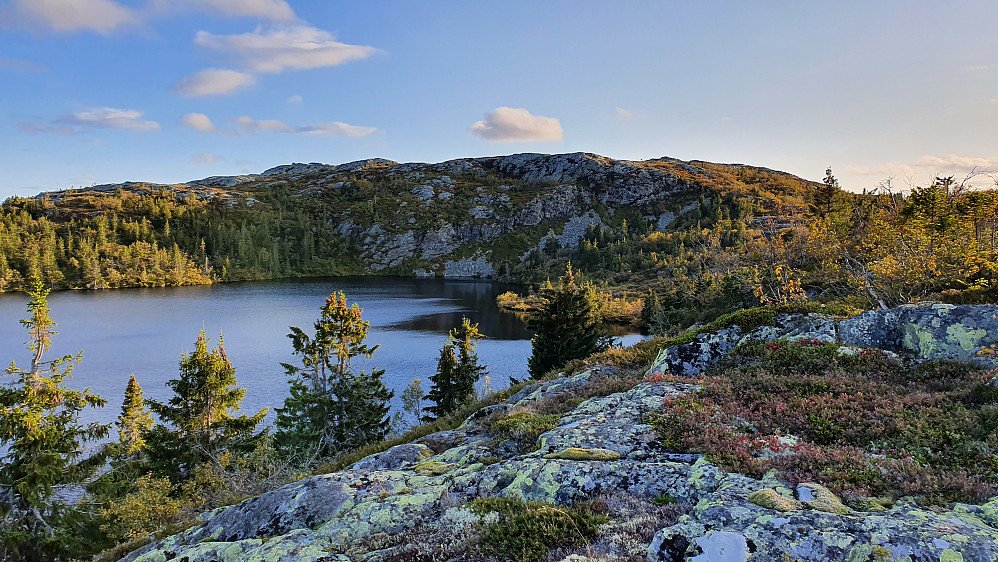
[486,411,561,449]
[414,461,455,476]
[798,483,849,515]
[747,488,802,512]
[846,497,889,513]
[542,447,621,461]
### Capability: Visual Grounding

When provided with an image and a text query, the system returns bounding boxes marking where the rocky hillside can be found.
[121,303,998,562]
[3,152,816,288]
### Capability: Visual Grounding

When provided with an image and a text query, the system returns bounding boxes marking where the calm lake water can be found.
[0,278,645,431]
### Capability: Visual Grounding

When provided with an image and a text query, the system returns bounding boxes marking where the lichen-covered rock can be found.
[646,327,743,377]
[899,304,998,366]
[543,447,621,461]
[351,443,433,470]
[130,529,347,562]
[838,304,998,366]
[533,381,696,460]
[414,461,455,476]
[741,313,837,343]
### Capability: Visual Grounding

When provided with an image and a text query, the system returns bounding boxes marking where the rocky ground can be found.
[122,304,998,561]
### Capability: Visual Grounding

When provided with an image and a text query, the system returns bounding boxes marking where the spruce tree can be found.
[275,292,394,462]
[117,375,153,457]
[811,167,843,218]
[0,278,109,561]
[146,331,267,478]
[527,264,611,377]
[640,290,665,335]
[423,318,487,421]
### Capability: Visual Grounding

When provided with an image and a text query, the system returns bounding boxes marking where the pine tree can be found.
[0,278,109,561]
[145,331,267,478]
[117,375,153,458]
[811,167,843,218]
[640,290,665,335]
[423,317,487,420]
[527,264,611,377]
[275,292,394,462]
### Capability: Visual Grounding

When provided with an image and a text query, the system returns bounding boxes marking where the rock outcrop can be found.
[124,305,998,562]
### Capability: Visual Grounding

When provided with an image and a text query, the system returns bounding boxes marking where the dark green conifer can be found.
[145,331,266,478]
[527,264,611,377]
[640,290,665,335]
[275,292,394,462]
[117,375,153,457]
[423,318,487,420]
[0,278,109,561]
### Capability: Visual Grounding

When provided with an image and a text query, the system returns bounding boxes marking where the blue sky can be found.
[1,0,996,199]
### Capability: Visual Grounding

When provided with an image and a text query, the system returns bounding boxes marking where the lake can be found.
[0,277,645,431]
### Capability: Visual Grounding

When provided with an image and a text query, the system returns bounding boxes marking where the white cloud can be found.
[192,152,222,164]
[235,116,376,136]
[4,0,137,34]
[990,98,998,105]
[468,107,563,142]
[61,107,160,131]
[286,94,303,105]
[181,112,216,132]
[193,25,379,74]
[162,0,296,21]
[171,68,256,98]
[846,153,998,188]
[962,65,992,72]
[615,107,634,120]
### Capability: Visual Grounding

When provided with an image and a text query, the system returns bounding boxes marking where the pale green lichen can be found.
[414,461,455,476]
[543,447,621,461]
[940,549,965,562]
[747,488,802,512]
[946,324,988,352]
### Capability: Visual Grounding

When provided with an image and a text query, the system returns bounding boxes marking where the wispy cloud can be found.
[235,116,376,136]
[180,112,217,132]
[286,94,302,105]
[846,153,998,187]
[468,107,562,142]
[0,56,47,72]
[154,0,296,21]
[962,65,992,72]
[171,68,256,97]
[192,151,222,164]
[193,25,379,74]
[20,107,160,134]
[615,107,635,120]
[2,0,137,35]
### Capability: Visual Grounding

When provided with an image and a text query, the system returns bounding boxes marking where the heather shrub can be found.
[652,338,998,503]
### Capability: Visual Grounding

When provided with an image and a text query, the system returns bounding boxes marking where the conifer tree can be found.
[117,375,153,458]
[0,278,109,561]
[145,331,266,478]
[527,264,611,377]
[275,292,394,462]
[423,318,487,420]
[811,167,844,218]
[640,290,666,335]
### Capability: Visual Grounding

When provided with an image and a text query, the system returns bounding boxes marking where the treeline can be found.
[0,268,604,561]
[508,169,998,333]
[0,185,362,292]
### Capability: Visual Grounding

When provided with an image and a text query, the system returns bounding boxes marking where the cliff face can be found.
[123,304,998,562]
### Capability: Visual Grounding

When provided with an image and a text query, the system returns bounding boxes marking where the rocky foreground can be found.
[124,304,998,561]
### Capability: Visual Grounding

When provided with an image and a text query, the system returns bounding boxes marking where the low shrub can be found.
[651,338,998,504]
[469,497,607,562]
